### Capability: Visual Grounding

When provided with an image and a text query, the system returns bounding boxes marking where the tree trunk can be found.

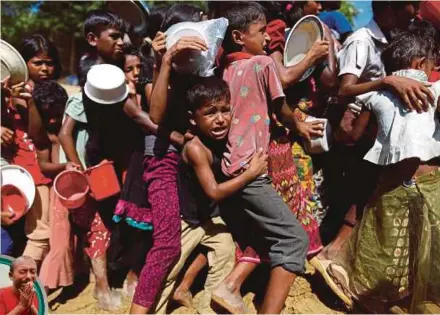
[69,36,77,77]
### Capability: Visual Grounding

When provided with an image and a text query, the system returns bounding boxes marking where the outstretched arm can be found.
[58,116,85,170]
[271,40,329,89]
[123,96,184,147]
[338,74,434,113]
[273,98,325,141]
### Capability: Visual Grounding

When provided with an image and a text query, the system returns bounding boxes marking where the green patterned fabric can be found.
[346,169,440,311]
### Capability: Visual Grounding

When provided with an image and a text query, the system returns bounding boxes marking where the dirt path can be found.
[48,267,347,314]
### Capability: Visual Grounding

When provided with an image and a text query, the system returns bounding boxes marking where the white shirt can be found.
[337,19,387,83]
[357,69,440,165]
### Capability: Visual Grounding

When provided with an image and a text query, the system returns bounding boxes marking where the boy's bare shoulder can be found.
[182,137,211,164]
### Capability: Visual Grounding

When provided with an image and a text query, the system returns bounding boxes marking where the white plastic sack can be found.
[165,18,229,77]
[304,116,332,154]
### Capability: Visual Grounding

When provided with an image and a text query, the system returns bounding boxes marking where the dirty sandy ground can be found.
[47,265,348,314]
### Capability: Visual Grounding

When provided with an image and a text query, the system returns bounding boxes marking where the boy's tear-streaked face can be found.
[193,99,232,140]
[241,17,271,56]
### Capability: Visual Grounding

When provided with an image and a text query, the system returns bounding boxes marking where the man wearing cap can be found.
[0,256,39,315]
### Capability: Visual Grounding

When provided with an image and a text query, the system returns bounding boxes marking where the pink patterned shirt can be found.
[222,53,285,177]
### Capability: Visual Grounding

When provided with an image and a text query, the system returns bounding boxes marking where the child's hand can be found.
[152,31,167,59]
[307,40,329,64]
[1,126,15,146]
[384,76,434,113]
[245,148,268,178]
[65,162,82,171]
[295,120,325,141]
[163,36,208,66]
[127,80,137,96]
[184,130,195,143]
[11,82,32,104]
[1,211,16,226]
[1,76,11,94]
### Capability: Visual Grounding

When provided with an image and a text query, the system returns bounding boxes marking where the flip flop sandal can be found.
[309,257,353,308]
[326,262,356,305]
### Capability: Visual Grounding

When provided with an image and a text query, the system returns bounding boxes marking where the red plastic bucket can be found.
[54,170,89,209]
[1,184,27,221]
[84,160,121,201]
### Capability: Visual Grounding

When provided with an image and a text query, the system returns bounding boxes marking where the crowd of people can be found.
[1,1,440,314]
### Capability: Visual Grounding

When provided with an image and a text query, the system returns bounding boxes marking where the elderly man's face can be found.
[10,259,37,290]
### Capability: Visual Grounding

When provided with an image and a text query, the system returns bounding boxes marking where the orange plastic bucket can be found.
[84,160,121,201]
[54,170,89,209]
[1,184,27,221]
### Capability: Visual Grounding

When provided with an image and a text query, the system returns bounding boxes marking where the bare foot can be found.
[173,288,194,308]
[123,279,137,298]
[211,282,248,314]
[94,286,122,311]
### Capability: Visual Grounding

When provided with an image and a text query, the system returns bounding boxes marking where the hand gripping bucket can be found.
[54,170,89,209]
[1,165,35,222]
[84,160,121,201]
[1,185,27,221]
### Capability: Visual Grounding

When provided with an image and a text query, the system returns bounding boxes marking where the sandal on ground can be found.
[309,257,353,309]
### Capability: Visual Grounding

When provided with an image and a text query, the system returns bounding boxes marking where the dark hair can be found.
[123,45,151,89]
[206,1,235,19]
[147,5,171,39]
[259,1,286,23]
[186,76,231,112]
[284,1,309,28]
[84,9,125,37]
[160,4,203,32]
[32,80,68,134]
[19,34,61,80]
[77,56,95,88]
[372,1,412,17]
[223,2,266,53]
[123,44,141,59]
[382,31,439,75]
[408,19,440,43]
[321,1,341,11]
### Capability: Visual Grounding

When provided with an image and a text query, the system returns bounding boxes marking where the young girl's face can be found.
[124,54,141,84]
[192,99,231,140]
[27,52,55,82]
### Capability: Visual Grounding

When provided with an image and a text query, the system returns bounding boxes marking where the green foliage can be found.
[339,1,359,26]
[149,1,207,11]
[1,1,105,48]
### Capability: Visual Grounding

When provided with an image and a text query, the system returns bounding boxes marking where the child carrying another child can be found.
[328,31,440,313]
